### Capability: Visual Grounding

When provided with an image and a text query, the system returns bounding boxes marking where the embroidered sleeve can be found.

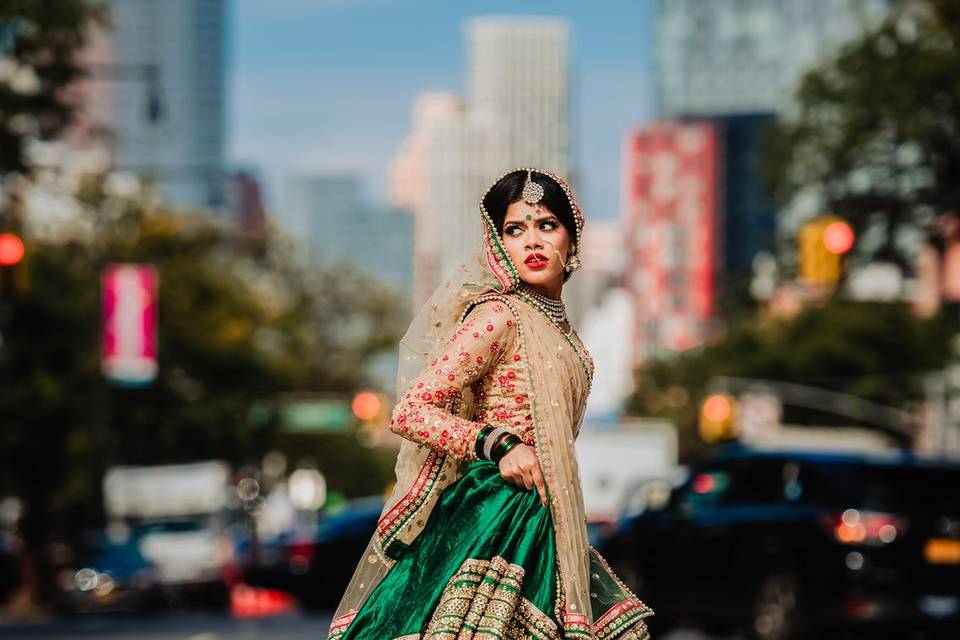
[389,299,515,461]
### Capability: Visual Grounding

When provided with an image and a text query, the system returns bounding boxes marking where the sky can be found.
[228,0,656,220]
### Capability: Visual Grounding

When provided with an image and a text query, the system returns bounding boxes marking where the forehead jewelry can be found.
[522,170,545,207]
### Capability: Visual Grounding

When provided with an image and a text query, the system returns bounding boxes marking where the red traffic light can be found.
[0,233,25,266]
[352,391,381,421]
[823,221,855,255]
[702,394,733,422]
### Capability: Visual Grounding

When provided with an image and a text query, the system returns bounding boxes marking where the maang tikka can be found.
[522,170,545,206]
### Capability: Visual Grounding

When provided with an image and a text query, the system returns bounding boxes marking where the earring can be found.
[565,243,581,273]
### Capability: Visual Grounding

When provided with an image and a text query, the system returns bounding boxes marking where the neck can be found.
[521,280,562,300]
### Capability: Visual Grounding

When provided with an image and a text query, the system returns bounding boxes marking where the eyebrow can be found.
[504,214,557,226]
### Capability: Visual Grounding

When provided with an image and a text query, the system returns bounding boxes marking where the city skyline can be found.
[228,0,656,221]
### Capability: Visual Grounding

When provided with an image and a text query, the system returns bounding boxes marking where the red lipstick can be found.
[525,252,548,269]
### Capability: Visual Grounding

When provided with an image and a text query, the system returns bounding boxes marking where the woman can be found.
[327,168,653,640]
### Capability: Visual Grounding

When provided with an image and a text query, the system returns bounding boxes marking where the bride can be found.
[327,168,653,639]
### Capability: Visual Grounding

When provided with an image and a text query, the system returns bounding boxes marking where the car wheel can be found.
[748,571,803,640]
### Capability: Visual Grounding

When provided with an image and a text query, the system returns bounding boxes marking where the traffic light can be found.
[0,232,26,296]
[699,393,737,443]
[352,390,389,447]
[0,233,24,266]
[352,390,389,428]
[798,216,854,286]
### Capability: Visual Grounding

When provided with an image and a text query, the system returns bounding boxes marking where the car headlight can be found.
[74,568,98,592]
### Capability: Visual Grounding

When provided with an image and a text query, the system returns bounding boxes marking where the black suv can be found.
[600,447,960,639]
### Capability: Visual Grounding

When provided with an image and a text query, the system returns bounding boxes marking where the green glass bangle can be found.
[492,438,520,463]
[474,424,495,459]
[491,434,522,463]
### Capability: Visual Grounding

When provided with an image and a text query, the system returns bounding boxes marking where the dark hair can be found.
[483,170,578,241]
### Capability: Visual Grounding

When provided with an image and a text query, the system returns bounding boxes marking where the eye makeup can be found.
[503,217,559,236]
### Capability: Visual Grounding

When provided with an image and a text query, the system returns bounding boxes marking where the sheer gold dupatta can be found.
[507,296,596,637]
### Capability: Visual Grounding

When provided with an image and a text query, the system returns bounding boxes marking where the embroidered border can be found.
[562,611,593,638]
[594,600,652,640]
[327,611,357,640]
[589,547,654,640]
[377,450,445,549]
[423,556,559,640]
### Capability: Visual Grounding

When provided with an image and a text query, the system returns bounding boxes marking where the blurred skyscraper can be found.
[468,18,570,177]
[655,0,890,118]
[105,0,227,209]
[391,18,571,308]
[284,174,413,295]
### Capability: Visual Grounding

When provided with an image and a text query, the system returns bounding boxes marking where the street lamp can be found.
[84,63,164,123]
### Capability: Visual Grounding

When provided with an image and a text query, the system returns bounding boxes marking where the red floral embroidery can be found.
[389,300,517,461]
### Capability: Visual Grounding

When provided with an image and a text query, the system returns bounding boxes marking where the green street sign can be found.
[282,400,352,433]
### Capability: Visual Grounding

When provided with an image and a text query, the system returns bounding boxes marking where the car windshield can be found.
[134,519,208,535]
[813,462,960,516]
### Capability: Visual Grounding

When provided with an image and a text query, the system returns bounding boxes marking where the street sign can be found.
[281,400,353,433]
[102,264,158,385]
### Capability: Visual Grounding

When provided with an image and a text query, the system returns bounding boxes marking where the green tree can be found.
[626,301,953,461]
[763,0,960,271]
[0,176,404,611]
[0,0,103,176]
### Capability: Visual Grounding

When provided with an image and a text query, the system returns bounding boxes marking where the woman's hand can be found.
[498,443,547,507]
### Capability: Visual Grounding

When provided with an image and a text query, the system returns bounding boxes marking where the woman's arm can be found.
[388,299,514,461]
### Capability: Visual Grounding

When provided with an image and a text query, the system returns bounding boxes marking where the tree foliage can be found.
[625,301,953,461]
[0,176,405,593]
[0,0,103,176]
[762,0,960,270]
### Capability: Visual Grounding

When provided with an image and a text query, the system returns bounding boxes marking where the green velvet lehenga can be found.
[334,460,651,640]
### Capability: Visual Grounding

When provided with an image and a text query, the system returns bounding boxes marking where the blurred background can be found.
[1,1,959,639]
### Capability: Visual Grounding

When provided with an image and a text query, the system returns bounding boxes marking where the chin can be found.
[518,267,563,288]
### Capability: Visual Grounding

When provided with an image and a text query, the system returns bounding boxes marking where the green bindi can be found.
[525,214,532,220]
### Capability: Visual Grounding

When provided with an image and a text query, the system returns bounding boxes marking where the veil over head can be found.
[396,166,585,400]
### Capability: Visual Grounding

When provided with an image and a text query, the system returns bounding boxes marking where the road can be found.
[0,612,729,640]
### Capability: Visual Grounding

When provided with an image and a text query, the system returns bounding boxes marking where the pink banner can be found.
[102,264,158,385]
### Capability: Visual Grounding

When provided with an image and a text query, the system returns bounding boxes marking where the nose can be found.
[524,226,544,250]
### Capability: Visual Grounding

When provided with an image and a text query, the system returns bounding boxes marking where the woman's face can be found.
[500,199,571,291]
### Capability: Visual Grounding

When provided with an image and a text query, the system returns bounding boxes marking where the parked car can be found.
[60,531,165,614]
[243,496,383,610]
[600,447,960,639]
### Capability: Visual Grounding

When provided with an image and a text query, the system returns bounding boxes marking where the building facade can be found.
[392,18,572,308]
[283,174,413,295]
[106,0,227,209]
[655,0,890,118]
[623,123,721,365]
